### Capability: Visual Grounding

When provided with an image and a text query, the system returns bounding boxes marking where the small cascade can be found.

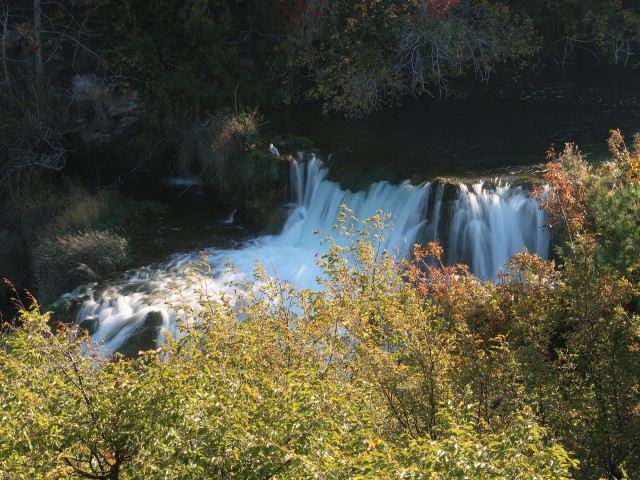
[436,182,550,279]
[161,175,205,195]
[70,157,550,353]
[221,208,236,225]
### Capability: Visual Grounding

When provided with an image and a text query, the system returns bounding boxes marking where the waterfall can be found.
[441,182,550,280]
[70,157,550,353]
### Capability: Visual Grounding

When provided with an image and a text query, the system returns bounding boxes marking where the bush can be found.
[179,109,284,195]
[0,254,576,479]
[3,178,139,243]
[46,188,141,235]
[33,230,128,305]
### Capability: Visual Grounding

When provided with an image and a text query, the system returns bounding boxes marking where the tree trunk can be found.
[34,0,43,78]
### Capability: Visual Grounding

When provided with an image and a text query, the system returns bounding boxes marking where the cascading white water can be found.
[443,182,550,280]
[71,157,550,353]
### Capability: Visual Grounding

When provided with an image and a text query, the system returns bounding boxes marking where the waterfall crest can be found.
[71,157,550,353]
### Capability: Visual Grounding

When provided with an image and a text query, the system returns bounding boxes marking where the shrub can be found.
[46,189,141,235]
[3,178,139,243]
[33,230,128,305]
[179,109,282,195]
[0,262,576,479]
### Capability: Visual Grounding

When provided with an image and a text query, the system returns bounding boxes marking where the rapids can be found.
[71,157,549,353]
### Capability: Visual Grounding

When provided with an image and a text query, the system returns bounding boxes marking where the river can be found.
[67,66,640,354]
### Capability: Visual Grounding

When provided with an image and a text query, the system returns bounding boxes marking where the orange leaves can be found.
[608,129,640,184]
[409,242,489,325]
[416,283,430,297]
[421,0,460,19]
[532,143,589,237]
[506,251,556,280]
[412,241,443,265]
[407,240,560,345]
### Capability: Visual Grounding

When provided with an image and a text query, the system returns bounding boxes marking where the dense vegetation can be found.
[2,0,639,177]
[2,0,639,305]
[2,131,640,479]
[1,3,640,476]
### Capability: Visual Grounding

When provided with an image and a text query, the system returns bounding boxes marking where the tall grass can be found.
[46,189,139,235]
[179,109,279,194]
[0,176,145,308]
[4,179,137,243]
[33,230,128,306]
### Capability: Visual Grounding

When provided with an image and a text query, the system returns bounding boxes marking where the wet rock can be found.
[117,310,164,358]
[77,317,99,336]
[48,296,83,326]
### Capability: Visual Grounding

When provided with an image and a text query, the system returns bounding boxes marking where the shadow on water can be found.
[118,176,261,266]
[266,66,640,187]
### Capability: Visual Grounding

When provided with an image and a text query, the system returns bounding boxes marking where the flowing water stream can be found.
[72,158,549,353]
[68,67,640,353]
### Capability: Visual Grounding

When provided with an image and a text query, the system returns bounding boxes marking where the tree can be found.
[528,132,640,479]
[282,0,538,116]
[0,0,103,187]
[506,0,640,66]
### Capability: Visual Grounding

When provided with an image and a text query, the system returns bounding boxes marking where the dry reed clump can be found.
[178,109,262,192]
[46,191,106,234]
[4,184,73,243]
[46,189,133,235]
[33,230,129,306]
[4,179,133,243]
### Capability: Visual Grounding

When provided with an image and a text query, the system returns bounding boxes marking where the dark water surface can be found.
[121,66,640,264]
[267,66,640,187]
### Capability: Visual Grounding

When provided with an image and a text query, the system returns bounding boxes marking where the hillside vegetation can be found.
[2,131,640,479]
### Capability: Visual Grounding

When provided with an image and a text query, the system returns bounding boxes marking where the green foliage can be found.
[102,0,282,127]
[0,0,106,187]
[0,212,577,479]
[95,0,542,120]
[6,132,640,480]
[0,175,157,308]
[2,166,143,247]
[528,131,640,479]
[506,0,640,65]
[282,0,538,116]
[590,131,640,278]
[179,110,287,199]
[1,178,150,304]
[0,82,70,187]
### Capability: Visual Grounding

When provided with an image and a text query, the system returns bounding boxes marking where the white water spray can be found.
[443,182,550,280]
[71,157,549,353]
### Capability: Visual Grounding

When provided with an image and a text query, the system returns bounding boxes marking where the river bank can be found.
[2,66,640,322]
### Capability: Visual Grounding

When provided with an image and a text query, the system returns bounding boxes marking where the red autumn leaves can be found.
[421,0,460,18]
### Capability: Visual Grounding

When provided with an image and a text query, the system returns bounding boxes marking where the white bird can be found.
[269,143,280,156]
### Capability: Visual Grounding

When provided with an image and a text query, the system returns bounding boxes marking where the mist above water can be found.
[72,158,549,353]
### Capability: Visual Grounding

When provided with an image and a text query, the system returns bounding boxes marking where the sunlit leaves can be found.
[532,144,590,240]
[529,130,640,479]
[0,210,577,479]
[9,138,640,479]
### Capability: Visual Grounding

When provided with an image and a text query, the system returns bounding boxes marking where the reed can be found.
[33,230,128,305]
[178,109,265,192]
